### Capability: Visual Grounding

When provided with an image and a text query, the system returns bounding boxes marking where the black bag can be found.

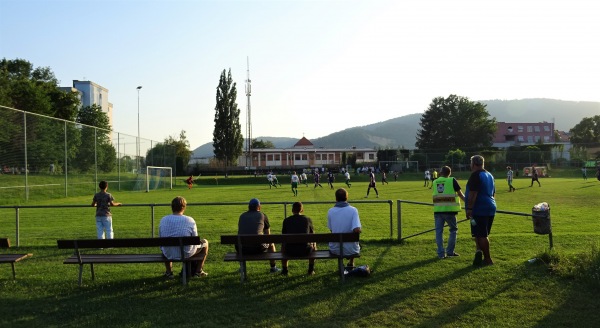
[346,265,371,277]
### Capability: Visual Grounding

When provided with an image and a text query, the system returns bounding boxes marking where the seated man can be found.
[159,196,209,278]
[237,198,280,273]
[327,188,362,269]
[281,202,316,275]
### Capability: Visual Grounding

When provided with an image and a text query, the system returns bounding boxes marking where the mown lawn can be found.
[1,172,599,327]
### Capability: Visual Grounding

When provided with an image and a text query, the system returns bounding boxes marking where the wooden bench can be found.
[57,236,205,286]
[0,238,32,279]
[221,233,360,282]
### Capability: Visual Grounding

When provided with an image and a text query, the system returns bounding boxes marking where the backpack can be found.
[346,265,371,277]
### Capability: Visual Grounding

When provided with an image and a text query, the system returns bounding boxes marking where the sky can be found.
[1,0,599,150]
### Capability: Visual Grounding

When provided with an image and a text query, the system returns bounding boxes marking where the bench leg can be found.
[11,263,16,279]
[239,261,247,283]
[78,265,84,287]
[338,258,345,282]
[182,262,188,285]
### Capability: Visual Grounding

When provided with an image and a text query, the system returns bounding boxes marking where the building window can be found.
[544,136,550,142]
[518,126,523,132]
[534,126,540,132]
[267,154,273,161]
[535,136,541,142]
[368,154,375,160]
[544,125,550,132]
[527,126,533,132]
[527,136,533,143]
[274,154,280,161]
[295,154,301,161]
[518,136,524,142]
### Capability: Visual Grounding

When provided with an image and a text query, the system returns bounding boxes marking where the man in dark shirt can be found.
[237,198,280,273]
[281,202,316,275]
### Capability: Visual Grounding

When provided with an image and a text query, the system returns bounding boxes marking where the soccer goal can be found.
[146,166,173,192]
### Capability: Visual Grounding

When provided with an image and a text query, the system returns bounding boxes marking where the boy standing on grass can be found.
[91,180,121,239]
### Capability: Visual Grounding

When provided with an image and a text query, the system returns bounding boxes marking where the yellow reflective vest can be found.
[432,177,461,213]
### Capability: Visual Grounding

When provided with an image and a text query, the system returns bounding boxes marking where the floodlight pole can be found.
[137,86,142,174]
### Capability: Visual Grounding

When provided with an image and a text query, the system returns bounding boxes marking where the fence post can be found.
[151,204,155,237]
[389,200,393,238]
[397,200,402,241]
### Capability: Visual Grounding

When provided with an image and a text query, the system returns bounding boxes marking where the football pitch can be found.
[1,173,599,327]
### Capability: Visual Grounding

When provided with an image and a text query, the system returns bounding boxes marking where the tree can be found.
[251,138,275,149]
[73,104,115,173]
[146,130,192,175]
[569,115,600,145]
[444,149,466,168]
[213,69,243,167]
[416,95,497,150]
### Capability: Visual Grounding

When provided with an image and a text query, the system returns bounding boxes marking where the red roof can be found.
[294,137,314,148]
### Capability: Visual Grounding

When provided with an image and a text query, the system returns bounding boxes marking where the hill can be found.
[191,98,599,157]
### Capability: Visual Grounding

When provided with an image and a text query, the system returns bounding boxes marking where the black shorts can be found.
[470,216,495,238]
[236,243,269,254]
[284,244,315,257]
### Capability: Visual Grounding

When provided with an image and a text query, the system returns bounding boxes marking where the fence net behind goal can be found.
[146,166,173,192]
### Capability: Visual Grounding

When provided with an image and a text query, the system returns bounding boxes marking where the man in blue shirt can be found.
[465,155,496,266]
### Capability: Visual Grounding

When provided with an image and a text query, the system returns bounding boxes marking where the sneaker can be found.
[376,195,379,198]
[473,250,483,266]
[163,271,174,279]
[193,270,208,278]
[447,252,460,257]
[270,266,281,273]
[307,270,316,275]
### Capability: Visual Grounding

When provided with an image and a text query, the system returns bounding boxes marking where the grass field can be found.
[1,171,599,327]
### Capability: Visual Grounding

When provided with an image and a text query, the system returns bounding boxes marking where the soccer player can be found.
[506,166,516,192]
[290,171,299,197]
[313,169,323,188]
[301,171,309,186]
[344,170,352,188]
[185,175,194,189]
[327,170,335,189]
[365,168,379,198]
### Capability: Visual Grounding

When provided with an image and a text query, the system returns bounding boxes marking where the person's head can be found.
[293,171,296,175]
[99,180,108,190]
[470,155,485,170]
[171,196,187,213]
[335,188,348,202]
[248,198,261,211]
[507,166,511,170]
[440,166,451,177]
[292,202,303,214]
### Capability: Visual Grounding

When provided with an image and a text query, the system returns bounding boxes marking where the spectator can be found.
[327,188,362,269]
[91,181,122,239]
[465,155,496,266]
[159,196,209,279]
[237,198,281,273]
[432,166,465,259]
[281,202,316,275]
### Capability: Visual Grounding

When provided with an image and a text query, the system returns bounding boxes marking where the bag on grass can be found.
[346,265,371,277]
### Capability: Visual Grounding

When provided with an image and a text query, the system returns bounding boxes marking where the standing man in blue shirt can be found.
[465,155,496,266]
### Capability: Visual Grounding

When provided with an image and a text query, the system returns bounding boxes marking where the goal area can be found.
[146,166,173,192]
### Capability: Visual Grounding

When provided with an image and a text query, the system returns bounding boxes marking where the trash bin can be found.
[532,202,551,235]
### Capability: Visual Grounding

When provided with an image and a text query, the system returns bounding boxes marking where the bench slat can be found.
[63,253,205,264]
[57,236,201,249]
[0,254,33,263]
[224,250,360,262]
[220,233,359,245]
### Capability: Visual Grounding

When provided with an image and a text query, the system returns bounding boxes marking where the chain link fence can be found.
[0,106,176,203]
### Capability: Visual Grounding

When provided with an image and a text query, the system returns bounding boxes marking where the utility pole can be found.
[245,57,252,170]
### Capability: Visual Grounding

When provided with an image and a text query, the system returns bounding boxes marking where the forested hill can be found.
[191,98,599,157]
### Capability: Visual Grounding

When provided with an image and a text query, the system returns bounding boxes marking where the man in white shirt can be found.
[327,188,362,269]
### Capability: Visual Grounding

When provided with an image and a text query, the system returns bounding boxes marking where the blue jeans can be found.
[434,212,458,258]
[96,216,114,239]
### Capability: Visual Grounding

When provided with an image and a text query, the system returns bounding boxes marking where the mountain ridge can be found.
[191,98,599,158]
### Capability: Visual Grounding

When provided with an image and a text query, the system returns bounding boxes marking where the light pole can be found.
[136,86,142,174]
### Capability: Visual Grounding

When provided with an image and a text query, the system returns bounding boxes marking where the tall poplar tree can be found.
[213,68,243,167]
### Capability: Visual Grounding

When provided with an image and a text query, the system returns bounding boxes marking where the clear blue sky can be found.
[1,0,599,149]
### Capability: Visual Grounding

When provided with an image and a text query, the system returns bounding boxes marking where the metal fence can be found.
[0,105,176,203]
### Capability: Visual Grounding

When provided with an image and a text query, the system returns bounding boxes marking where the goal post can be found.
[146,166,173,192]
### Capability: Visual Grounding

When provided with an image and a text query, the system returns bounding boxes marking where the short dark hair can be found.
[440,166,451,177]
[171,196,187,212]
[335,188,348,202]
[471,155,484,167]
[292,202,303,214]
[99,181,108,190]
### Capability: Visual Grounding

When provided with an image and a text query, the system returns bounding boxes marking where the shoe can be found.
[473,250,483,266]
[438,255,446,259]
[376,195,379,198]
[281,269,289,276]
[307,270,315,275]
[193,270,208,278]
[447,252,460,257]
[163,271,174,279]
[270,266,281,273]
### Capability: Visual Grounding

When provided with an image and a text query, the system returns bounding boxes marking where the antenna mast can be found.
[245,57,252,169]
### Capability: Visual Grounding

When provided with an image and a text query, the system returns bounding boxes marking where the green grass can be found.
[1,172,599,327]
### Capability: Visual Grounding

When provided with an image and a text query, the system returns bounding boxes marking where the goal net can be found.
[146,166,173,192]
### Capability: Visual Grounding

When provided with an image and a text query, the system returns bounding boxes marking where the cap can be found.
[249,198,260,207]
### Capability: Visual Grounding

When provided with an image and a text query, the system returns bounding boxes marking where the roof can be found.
[294,137,314,148]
